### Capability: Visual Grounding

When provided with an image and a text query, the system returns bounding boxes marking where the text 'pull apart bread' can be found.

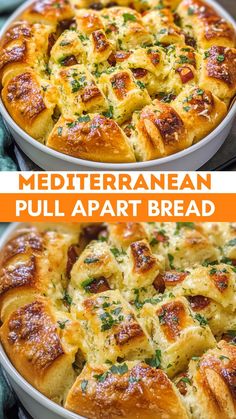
[0,0,235,163]
[0,222,236,418]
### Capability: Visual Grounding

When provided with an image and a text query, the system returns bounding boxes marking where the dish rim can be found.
[0,0,236,169]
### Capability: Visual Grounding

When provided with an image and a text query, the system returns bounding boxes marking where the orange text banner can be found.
[0,193,234,222]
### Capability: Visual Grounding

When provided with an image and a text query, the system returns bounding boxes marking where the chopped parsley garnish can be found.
[158,310,167,325]
[58,56,69,65]
[60,40,71,46]
[178,55,190,64]
[129,376,140,383]
[145,349,162,369]
[57,320,68,329]
[112,307,122,316]
[154,0,164,10]
[159,28,167,34]
[123,13,137,23]
[66,121,76,128]
[204,51,210,59]
[209,267,227,275]
[226,330,236,337]
[78,33,87,42]
[202,259,218,267]
[81,379,88,393]
[84,257,99,264]
[159,92,175,103]
[195,313,208,326]
[110,247,126,260]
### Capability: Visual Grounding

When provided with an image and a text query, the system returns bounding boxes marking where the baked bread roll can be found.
[51,64,108,117]
[2,70,56,140]
[0,226,79,320]
[177,0,236,49]
[0,298,81,403]
[0,21,55,85]
[178,340,236,418]
[0,0,235,163]
[199,46,236,105]
[21,0,74,26]
[141,295,215,377]
[77,289,154,364]
[46,114,136,162]
[163,264,236,312]
[65,361,189,419]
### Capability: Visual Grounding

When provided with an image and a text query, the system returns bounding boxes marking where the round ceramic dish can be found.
[0,223,85,419]
[0,0,236,171]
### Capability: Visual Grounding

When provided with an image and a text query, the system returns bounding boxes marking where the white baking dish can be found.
[0,222,85,419]
[0,0,235,171]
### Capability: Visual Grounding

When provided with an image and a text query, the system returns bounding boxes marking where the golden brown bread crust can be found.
[0,0,235,163]
[65,362,189,419]
[1,222,236,418]
[2,71,56,140]
[46,114,135,162]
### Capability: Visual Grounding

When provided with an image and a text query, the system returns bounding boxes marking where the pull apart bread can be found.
[0,0,235,162]
[0,222,236,418]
